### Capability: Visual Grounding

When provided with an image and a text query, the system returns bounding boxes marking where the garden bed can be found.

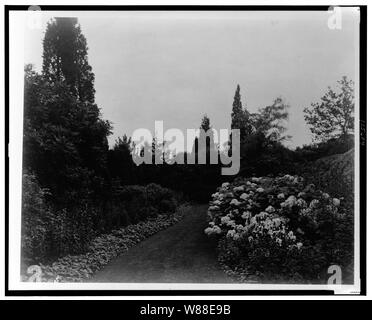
[22,204,190,282]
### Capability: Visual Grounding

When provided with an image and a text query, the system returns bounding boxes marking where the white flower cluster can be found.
[204,223,222,236]
[205,174,342,252]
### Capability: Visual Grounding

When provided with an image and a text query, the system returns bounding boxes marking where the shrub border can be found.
[22,205,190,282]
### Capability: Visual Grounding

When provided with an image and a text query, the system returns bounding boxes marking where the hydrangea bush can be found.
[205,175,353,283]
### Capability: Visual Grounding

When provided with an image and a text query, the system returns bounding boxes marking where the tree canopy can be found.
[24,18,112,206]
[42,17,95,103]
[304,76,354,142]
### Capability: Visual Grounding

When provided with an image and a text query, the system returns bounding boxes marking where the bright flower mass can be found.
[205,174,344,280]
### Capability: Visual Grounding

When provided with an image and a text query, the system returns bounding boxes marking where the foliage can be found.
[228,85,292,178]
[22,15,355,284]
[205,175,353,283]
[251,97,290,143]
[21,173,50,263]
[22,173,99,263]
[107,115,223,202]
[24,62,111,207]
[294,135,354,162]
[108,135,135,185]
[231,85,290,145]
[240,134,295,177]
[21,168,178,264]
[296,148,354,204]
[43,17,95,103]
[22,204,190,282]
[231,85,253,141]
[192,114,218,164]
[304,76,354,142]
[112,183,178,223]
[24,17,112,207]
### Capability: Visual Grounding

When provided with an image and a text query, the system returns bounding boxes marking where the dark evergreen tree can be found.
[24,18,112,206]
[42,17,95,103]
[231,85,243,129]
[230,85,253,143]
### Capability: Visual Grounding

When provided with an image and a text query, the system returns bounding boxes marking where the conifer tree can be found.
[230,84,251,142]
[231,84,243,130]
[42,17,95,103]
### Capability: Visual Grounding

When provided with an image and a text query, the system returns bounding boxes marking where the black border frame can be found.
[4,4,367,297]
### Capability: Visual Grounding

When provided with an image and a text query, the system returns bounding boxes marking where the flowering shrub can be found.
[205,175,353,283]
[22,204,190,282]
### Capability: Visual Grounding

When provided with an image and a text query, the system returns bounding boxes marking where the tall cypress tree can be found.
[231,84,243,130]
[42,17,95,103]
[230,84,252,142]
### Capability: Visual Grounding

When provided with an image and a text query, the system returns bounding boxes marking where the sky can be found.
[23,9,359,149]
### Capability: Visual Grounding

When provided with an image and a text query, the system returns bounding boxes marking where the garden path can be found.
[90,204,232,283]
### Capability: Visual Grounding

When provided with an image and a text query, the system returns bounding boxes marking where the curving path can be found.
[90,204,232,283]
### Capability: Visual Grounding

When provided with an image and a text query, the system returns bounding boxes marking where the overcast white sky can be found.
[23,9,359,148]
